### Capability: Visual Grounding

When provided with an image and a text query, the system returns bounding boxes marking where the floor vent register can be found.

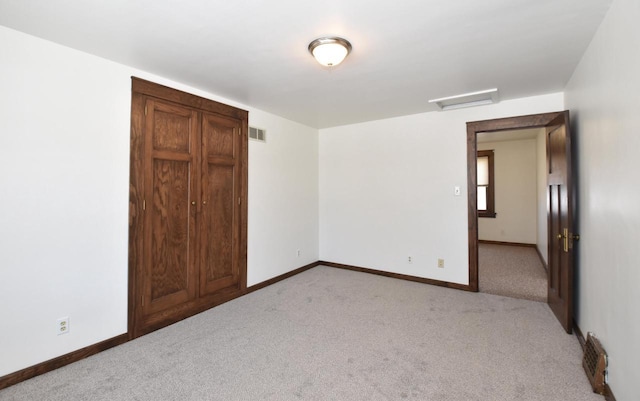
[582,332,608,394]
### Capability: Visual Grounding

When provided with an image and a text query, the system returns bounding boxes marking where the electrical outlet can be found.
[437,258,445,268]
[57,317,70,335]
[297,249,301,257]
[408,256,413,264]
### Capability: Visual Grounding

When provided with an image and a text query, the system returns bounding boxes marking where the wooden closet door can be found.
[199,112,242,296]
[142,99,199,316]
[130,77,247,338]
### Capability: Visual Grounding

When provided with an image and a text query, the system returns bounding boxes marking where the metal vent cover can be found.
[582,332,607,394]
[249,126,266,142]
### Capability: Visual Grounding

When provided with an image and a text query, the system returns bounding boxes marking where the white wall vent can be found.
[249,127,266,142]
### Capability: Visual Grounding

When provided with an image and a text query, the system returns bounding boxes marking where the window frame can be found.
[477,149,496,218]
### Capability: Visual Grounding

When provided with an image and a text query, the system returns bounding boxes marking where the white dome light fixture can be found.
[308,37,352,67]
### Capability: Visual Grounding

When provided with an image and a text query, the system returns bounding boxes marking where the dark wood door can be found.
[129,78,248,338]
[142,99,199,316]
[199,113,242,296]
[546,111,575,333]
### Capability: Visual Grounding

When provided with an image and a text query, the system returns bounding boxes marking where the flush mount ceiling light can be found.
[308,37,352,67]
[429,88,499,111]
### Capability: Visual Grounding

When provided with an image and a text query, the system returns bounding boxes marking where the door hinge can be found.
[238,197,241,205]
[144,105,147,116]
[143,199,146,211]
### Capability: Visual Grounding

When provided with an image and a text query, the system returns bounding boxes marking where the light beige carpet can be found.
[479,243,548,303]
[1,266,600,401]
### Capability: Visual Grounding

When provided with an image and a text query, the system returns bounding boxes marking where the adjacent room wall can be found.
[0,26,319,377]
[564,0,640,399]
[477,138,537,244]
[319,93,564,285]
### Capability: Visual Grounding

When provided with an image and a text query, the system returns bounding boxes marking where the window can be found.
[477,149,495,218]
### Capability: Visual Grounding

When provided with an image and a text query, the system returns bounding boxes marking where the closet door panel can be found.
[152,106,192,152]
[199,113,240,296]
[143,99,198,315]
[203,164,235,287]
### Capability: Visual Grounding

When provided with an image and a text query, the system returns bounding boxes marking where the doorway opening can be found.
[476,128,548,302]
[466,111,575,333]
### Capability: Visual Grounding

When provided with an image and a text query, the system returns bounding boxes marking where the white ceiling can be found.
[0,0,612,129]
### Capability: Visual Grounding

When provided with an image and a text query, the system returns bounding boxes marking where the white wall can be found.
[564,0,640,399]
[536,130,548,264]
[247,114,319,286]
[0,26,319,377]
[319,93,564,285]
[478,139,537,244]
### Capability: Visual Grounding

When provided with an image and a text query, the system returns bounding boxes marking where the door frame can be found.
[466,111,567,292]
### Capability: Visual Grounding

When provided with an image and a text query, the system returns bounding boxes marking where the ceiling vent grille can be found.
[249,127,266,142]
[428,88,499,111]
[582,332,607,394]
